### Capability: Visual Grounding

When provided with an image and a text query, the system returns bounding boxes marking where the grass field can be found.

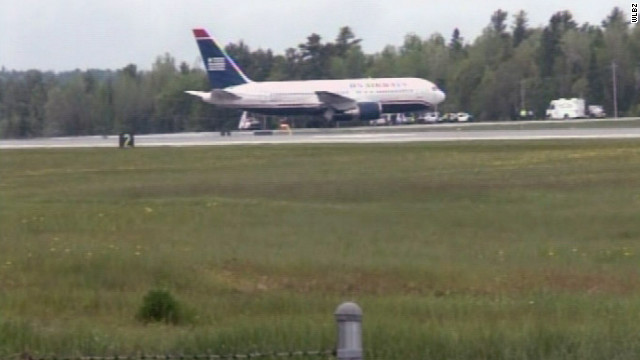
[2,141,640,359]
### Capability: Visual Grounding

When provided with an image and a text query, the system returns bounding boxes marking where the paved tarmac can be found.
[2,118,640,149]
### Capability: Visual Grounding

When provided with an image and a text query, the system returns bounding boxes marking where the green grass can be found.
[1,141,640,359]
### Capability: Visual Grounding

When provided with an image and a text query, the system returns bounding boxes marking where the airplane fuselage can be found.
[198,77,444,116]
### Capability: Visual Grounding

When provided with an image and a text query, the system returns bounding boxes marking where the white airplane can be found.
[186,28,446,122]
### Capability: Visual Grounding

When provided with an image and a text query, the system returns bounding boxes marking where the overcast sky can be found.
[0,0,630,72]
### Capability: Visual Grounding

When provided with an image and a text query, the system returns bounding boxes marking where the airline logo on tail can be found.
[192,28,252,89]
[207,57,225,71]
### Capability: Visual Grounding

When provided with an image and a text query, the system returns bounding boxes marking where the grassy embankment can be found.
[1,141,640,359]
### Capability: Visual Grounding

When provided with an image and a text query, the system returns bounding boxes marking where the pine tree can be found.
[449,28,464,55]
[586,49,605,105]
[512,10,529,48]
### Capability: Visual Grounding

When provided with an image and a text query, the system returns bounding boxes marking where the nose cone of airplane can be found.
[434,89,446,104]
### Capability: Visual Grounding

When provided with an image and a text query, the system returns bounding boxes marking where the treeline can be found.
[0,58,231,138]
[0,7,637,138]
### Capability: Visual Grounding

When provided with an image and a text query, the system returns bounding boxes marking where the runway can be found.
[2,118,640,149]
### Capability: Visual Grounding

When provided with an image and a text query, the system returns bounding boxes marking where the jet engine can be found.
[331,102,382,121]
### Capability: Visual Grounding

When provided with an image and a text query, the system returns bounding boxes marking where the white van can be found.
[545,98,586,119]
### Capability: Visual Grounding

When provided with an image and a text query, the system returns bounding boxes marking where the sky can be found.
[0,0,630,72]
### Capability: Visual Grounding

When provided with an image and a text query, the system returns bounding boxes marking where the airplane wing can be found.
[315,91,356,111]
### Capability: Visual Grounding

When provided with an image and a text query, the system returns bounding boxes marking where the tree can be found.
[448,55,483,113]
[476,10,514,70]
[179,62,190,75]
[423,34,449,88]
[539,28,556,78]
[328,26,367,79]
[0,70,51,138]
[539,11,577,79]
[113,64,148,133]
[268,52,296,81]
[550,10,578,33]
[397,33,429,78]
[600,7,634,115]
[225,41,251,71]
[225,41,276,81]
[512,10,530,47]
[510,30,547,116]
[121,64,138,80]
[449,28,464,58]
[24,70,48,137]
[94,79,115,135]
[298,33,332,79]
[602,7,625,28]
[44,75,96,136]
[368,45,400,77]
[490,9,509,37]
[558,29,590,97]
[248,49,275,81]
[334,26,361,57]
[0,77,4,122]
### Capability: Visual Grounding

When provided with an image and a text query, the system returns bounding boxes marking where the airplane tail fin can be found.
[192,28,252,89]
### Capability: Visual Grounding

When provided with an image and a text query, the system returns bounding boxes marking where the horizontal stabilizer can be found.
[185,90,241,101]
[211,89,242,101]
[185,91,210,100]
[316,91,356,111]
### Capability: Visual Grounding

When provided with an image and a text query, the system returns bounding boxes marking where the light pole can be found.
[612,61,618,119]
[520,79,526,111]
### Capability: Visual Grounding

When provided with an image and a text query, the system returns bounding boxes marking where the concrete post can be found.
[334,302,363,360]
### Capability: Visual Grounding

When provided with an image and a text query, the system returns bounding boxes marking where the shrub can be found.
[136,289,182,325]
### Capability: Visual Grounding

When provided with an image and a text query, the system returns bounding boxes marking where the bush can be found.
[136,289,183,325]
